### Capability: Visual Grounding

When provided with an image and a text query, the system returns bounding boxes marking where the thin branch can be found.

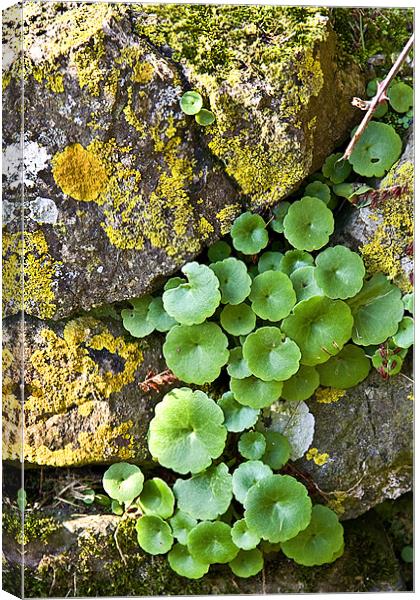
[341,33,414,162]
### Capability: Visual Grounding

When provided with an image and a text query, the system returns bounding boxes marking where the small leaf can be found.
[210,257,252,305]
[180,91,203,115]
[304,181,331,204]
[174,463,232,521]
[188,521,239,564]
[81,489,95,505]
[217,390,259,433]
[401,545,414,563]
[290,267,324,303]
[316,344,371,388]
[280,250,314,276]
[111,500,124,515]
[230,376,283,409]
[102,463,144,504]
[392,316,414,349]
[242,327,301,382]
[208,240,232,262]
[280,504,344,566]
[226,347,252,380]
[17,488,27,512]
[258,252,284,273]
[94,494,111,508]
[147,297,177,332]
[162,262,221,325]
[283,197,334,251]
[347,273,404,346]
[164,277,185,291]
[314,245,365,299]
[229,548,264,578]
[262,431,290,469]
[322,153,352,184]
[169,511,198,545]
[244,474,312,543]
[332,182,373,200]
[270,202,290,233]
[231,519,261,550]
[148,388,227,474]
[168,543,209,579]
[349,122,402,177]
[163,322,229,384]
[388,82,413,113]
[249,271,296,321]
[121,296,154,338]
[402,292,413,314]
[221,303,256,336]
[232,460,273,504]
[231,212,269,255]
[136,515,173,555]
[195,108,216,126]
[238,431,266,460]
[281,364,320,402]
[138,478,175,519]
[282,296,354,366]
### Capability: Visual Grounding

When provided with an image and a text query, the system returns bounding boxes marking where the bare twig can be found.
[341,33,414,162]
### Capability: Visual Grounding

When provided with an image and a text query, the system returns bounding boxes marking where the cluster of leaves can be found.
[179,90,215,126]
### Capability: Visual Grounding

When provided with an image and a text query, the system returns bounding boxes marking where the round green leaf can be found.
[229,548,264,578]
[102,463,144,504]
[232,460,273,504]
[195,108,215,126]
[163,322,229,384]
[283,197,334,251]
[180,91,203,115]
[262,431,290,469]
[121,296,154,338]
[281,364,320,402]
[249,271,296,321]
[147,297,177,332]
[402,292,413,314]
[173,463,232,521]
[270,202,290,233]
[210,257,252,305]
[169,511,197,545]
[220,303,256,336]
[316,344,371,388]
[244,474,312,543]
[231,212,269,255]
[168,543,209,579]
[136,515,173,555]
[392,316,414,348]
[388,82,413,113]
[322,153,352,184]
[374,102,388,118]
[217,391,259,433]
[282,296,354,366]
[231,519,261,550]
[280,250,314,276]
[148,387,227,474]
[230,376,283,409]
[347,274,404,346]
[349,122,402,177]
[138,478,175,519]
[227,347,252,380]
[314,245,365,299]
[243,327,301,382]
[238,431,266,460]
[280,504,344,566]
[187,521,239,564]
[333,182,373,200]
[208,240,231,262]
[258,252,284,273]
[304,181,331,204]
[401,545,414,563]
[162,262,221,325]
[111,500,124,515]
[290,266,324,303]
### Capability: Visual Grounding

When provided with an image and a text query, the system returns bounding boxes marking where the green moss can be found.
[3,511,60,546]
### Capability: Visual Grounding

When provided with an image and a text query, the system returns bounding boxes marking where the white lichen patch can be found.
[2,200,17,225]
[28,197,59,224]
[3,140,50,189]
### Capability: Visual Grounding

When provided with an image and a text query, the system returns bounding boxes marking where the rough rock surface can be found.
[3,314,174,467]
[295,368,413,520]
[2,2,364,319]
[2,504,405,597]
[334,128,413,293]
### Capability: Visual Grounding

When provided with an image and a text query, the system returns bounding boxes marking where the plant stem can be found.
[341,33,414,162]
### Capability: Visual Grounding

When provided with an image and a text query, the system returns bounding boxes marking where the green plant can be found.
[348,121,402,177]
[179,90,216,126]
[283,197,334,251]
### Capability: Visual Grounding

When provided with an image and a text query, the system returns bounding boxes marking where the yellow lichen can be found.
[198,217,214,239]
[360,160,413,293]
[52,144,108,202]
[26,317,143,415]
[132,61,154,84]
[77,401,96,418]
[306,447,330,466]
[71,31,105,96]
[216,204,242,234]
[2,231,61,319]
[123,87,146,136]
[315,387,346,404]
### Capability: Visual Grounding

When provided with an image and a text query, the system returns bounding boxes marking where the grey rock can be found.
[295,368,413,520]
